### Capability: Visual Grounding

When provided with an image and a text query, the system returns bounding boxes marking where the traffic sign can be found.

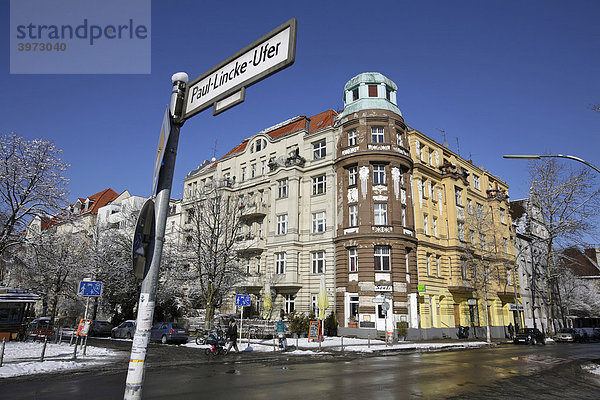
[183,18,297,119]
[152,106,170,193]
[78,281,103,297]
[132,199,155,280]
[235,294,251,307]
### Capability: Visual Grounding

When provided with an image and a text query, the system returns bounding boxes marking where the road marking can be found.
[517,355,573,366]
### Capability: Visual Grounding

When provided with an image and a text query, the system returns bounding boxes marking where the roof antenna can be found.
[456,137,461,156]
[212,139,218,159]
[437,128,449,148]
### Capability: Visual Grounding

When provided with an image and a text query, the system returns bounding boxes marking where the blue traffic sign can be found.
[235,294,251,307]
[78,281,103,297]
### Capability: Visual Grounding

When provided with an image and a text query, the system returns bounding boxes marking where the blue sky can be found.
[2,1,599,225]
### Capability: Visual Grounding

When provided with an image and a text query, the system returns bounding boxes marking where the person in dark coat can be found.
[508,322,514,339]
[226,318,239,353]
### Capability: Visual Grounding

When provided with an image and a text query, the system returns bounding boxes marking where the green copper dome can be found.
[339,72,402,119]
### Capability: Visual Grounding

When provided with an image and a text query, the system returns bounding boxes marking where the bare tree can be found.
[529,158,600,334]
[0,134,69,258]
[463,202,513,343]
[554,266,600,320]
[182,182,245,329]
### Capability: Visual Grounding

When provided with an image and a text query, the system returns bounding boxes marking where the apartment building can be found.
[410,129,518,339]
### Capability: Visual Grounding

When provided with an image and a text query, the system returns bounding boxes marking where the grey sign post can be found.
[124,19,296,400]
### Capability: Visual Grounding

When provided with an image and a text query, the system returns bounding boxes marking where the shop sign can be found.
[375,285,392,292]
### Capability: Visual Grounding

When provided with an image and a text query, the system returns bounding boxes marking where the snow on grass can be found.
[0,341,121,378]
[582,362,600,376]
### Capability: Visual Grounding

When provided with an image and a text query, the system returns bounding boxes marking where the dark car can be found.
[514,328,545,345]
[111,320,136,339]
[150,322,189,344]
[88,320,114,337]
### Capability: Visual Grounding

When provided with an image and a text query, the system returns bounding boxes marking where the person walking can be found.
[275,318,289,350]
[226,318,239,354]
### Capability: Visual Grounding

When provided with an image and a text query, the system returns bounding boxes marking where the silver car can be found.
[111,320,136,339]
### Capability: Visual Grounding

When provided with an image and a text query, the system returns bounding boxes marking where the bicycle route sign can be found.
[235,294,251,307]
[78,281,103,297]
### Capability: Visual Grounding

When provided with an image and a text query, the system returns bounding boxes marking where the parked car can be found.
[27,317,56,340]
[150,322,189,344]
[555,328,583,342]
[111,320,136,339]
[513,328,545,345]
[88,320,114,337]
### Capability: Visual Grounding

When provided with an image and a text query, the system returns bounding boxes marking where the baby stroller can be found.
[204,330,228,355]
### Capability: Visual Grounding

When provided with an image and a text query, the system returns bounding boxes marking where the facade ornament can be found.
[359,166,369,200]
[391,167,401,200]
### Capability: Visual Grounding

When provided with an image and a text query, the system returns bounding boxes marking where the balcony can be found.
[240,202,267,219]
[238,275,264,289]
[234,234,266,253]
[272,270,301,289]
[448,277,474,294]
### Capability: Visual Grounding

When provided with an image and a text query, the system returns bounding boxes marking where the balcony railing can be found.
[240,202,267,218]
[272,270,301,288]
[234,234,266,253]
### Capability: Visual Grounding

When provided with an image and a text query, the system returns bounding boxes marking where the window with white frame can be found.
[275,252,286,274]
[503,238,508,253]
[261,160,266,175]
[313,175,326,195]
[348,247,358,272]
[349,167,357,186]
[467,198,473,214]
[506,268,513,285]
[251,163,256,178]
[312,211,326,233]
[311,294,318,315]
[373,164,386,185]
[454,186,462,206]
[349,204,358,226]
[277,214,288,235]
[420,146,425,162]
[473,174,480,190]
[401,206,406,226]
[427,253,432,275]
[433,217,438,237]
[278,179,288,198]
[396,130,403,147]
[246,258,251,274]
[436,256,441,277]
[458,221,465,241]
[470,230,475,245]
[374,245,391,271]
[312,251,325,274]
[241,167,246,182]
[349,295,359,319]
[256,257,261,274]
[500,208,506,224]
[429,150,434,165]
[423,214,428,234]
[284,294,295,314]
[348,130,357,146]
[374,203,387,225]
[371,126,384,143]
[313,139,326,159]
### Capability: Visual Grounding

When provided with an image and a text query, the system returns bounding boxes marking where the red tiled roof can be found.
[84,188,119,214]
[221,109,337,159]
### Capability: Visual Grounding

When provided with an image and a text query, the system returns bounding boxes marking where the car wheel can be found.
[126,332,132,340]
[161,335,167,344]
[221,348,228,356]
[205,348,211,355]
[531,337,537,345]
[111,332,115,339]
[196,336,205,345]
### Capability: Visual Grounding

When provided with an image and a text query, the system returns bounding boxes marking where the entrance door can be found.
[376,296,392,331]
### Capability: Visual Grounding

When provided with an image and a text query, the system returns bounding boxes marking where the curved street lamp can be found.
[503,154,600,174]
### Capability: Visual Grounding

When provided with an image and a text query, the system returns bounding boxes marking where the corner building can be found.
[334,73,418,337]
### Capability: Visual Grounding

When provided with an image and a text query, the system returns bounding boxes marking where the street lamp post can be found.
[503,154,600,174]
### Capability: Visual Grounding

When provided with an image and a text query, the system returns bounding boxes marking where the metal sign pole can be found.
[124,73,188,400]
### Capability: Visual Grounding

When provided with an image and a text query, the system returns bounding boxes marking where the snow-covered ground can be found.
[184,336,489,354]
[0,341,120,378]
[582,362,600,376]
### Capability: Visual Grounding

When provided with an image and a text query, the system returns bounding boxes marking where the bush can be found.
[324,313,338,336]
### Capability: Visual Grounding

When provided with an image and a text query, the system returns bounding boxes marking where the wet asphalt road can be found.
[2,339,600,399]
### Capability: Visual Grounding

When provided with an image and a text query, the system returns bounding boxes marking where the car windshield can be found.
[560,328,574,333]
[171,323,183,329]
[516,329,530,334]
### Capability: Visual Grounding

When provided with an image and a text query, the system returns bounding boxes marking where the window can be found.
[251,163,256,178]
[348,247,358,272]
[436,256,441,277]
[278,179,288,198]
[480,234,487,250]
[469,230,475,245]
[246,258,251,274]
[476,203,484,217]
[503,238,508,253]
[374,246,391,271]
[311,294,318,315]
[433,217,438,237]
[461,260,469,280]
[313,140,326,159]
[284,294,295,314]
[473,174,480,190]
[506,268,513,285]
[349,167,357,186]
[352,87,359,101]
[371,126,384,143]
[256,257,261,274]
[454,187,462,206]
[458,222,465,241]
[373,164,386,185]
[348,130,357,146]
[368,85,378,97]
[396,130,403,147]
[277,214,288,235]
[374,203,388,225]
[241,167,246,182]
[275,252,286,274]
[312,211,326,233]
[429,150,434,165]
[312,251,325,274]
[423,214,428,234]
[500,208,506,224]
[261,160,266,175]
[467,199,473,214]
[401,206,406,226]
[420,146,425,162]
[313,175,326,195]
[427,253,432,275]
[349,204,358,226]
[349,296,359,319]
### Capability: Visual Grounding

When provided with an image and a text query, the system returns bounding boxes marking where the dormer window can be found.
[368,85,378,97]
[352,87,359,101]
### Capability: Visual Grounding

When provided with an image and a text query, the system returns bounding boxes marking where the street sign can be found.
[417,284,426,293]
[78,281,102,297]
[77,319,92,336]
[132,199,155,280]
[183,18,297,119]
[235,294,251,307]
[152,106,171,193]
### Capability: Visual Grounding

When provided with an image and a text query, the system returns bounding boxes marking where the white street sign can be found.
[183,19,296,119]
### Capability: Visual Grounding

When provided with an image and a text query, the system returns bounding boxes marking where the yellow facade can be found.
[408,129,520,334]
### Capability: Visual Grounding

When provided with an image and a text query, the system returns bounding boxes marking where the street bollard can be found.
[58,328,63,344]
[341,336,344,352]
[368,335,370,348]
[296,336,298,350]
[83,335,88,356]
[40,337,48,362]
[72,336,78,360]
[0,338,5,367]
[69,331,74,346]
[273,336,276,352]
